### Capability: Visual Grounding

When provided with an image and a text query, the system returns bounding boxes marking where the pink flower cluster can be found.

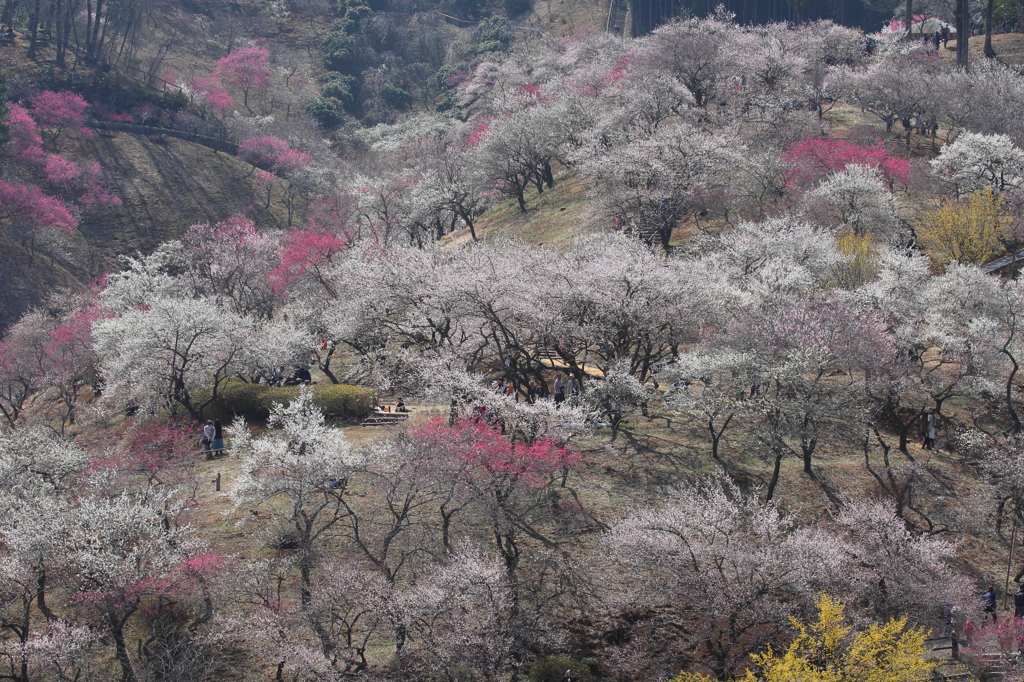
[783,137,910,189]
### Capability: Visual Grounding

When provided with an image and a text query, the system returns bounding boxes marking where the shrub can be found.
[200,381,374,423]
[318,74,357,109]
[379,84,412,111]
[917,188,1005,266]
[529,657,595,682]
[321,31,356,72]
[474,17,513,49]
[306,97,344,128]
[436,92,460,113]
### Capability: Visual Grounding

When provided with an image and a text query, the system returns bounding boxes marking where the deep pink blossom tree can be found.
[189,75,235,117]
[213,47,271,112]
[28,91,93,152]
[41,155,121,208]
[7,103,44,161]
[0,180,77,234]
[784,137,910,191]
[402,418,584,594]
[268,228,348,298]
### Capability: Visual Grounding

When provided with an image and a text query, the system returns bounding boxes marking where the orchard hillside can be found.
[6,0,1024,681]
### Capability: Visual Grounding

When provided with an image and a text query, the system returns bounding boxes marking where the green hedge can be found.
[199,382,375,423]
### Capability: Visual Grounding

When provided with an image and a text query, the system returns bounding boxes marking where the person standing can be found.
[553,374,565,405]
[212,419,225,457]
[561,670,577,682]
[567,375,581,400]
[925,410,936,450]
[1014,581,1024,619]
[202,420,216,460]
[984,585,998,622]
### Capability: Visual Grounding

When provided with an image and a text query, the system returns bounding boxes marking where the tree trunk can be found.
[1,0,14,29]
[955,0,970,69]
[985,0,996,57]
[905,0,912,39]
[709,412,733,461]
[84,0,93,57]
[802,440,815,473]
[765,448,783,502]
[89,0,104,62]
[26,13,38,59]
[1005,352,1022,433]
[110,615,138,682]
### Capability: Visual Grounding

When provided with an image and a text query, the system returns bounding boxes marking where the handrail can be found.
[89,119,238,154]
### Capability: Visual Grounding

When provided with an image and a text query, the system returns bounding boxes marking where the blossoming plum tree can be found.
[214,47,272,112]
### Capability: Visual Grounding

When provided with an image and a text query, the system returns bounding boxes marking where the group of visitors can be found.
[272,365,312,387]
[907,113,939,138]
[913,24,951,49]
[493,373,581,405]
[372,397,409,413]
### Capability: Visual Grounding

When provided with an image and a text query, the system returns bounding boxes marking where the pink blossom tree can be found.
[723,292,893,499]
[237,136,312,176]
[176,217,281,319]
[401,418,584,596]
[0,311,51,427]
[28,91,93,152]
[253,169,276,209]
[268,228,348,300]
[6,104,44,162]
[188,75,235,117]
[784,137,911,191]
[214,47,271,113]
[40,306,102,431]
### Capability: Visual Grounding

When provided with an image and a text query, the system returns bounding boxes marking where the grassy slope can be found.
[74,132,291,268]
[443,171,603,247]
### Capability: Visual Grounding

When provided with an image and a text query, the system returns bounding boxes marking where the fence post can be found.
[214,472,221,492]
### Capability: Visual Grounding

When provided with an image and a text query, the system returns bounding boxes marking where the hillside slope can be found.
[74,131,290,268]
[1,131,291,330]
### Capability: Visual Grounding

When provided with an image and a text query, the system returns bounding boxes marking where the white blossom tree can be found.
[931,132,1024,197]
[230,389,364,606]
[93,296,253,418]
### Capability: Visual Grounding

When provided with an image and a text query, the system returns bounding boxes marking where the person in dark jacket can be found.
[212,419,225,457]
[1014,581,1024,619]
[984,585,998,622]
